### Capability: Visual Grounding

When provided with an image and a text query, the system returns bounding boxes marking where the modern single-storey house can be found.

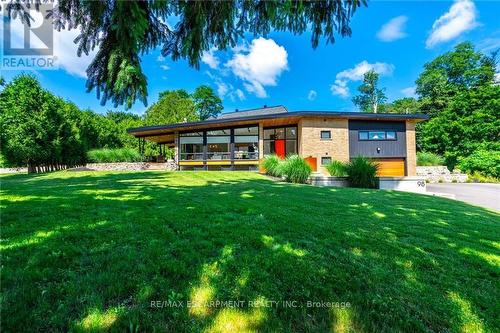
[127,106,428,176]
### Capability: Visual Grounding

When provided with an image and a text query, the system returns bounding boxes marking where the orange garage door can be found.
[373,158,405,177]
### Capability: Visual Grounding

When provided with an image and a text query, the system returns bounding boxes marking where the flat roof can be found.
[128,111,428,137]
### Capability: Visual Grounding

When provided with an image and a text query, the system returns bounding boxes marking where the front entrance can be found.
[274,139,286,158]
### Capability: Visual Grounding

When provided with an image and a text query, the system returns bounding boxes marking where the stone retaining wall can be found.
[309,176,349,187]
[0,167,28,174]
[80,161,177,172]
[416,166,467,183]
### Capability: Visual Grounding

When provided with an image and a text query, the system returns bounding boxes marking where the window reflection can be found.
[263,126,297,157]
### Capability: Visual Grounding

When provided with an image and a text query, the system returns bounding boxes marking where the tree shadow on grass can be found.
[0,171,499,332]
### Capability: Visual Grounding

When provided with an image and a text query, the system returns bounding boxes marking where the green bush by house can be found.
[87,148,142,163]
[417,152,445,166]
[345,157,379,189]
[261,155,282,177]
[325,157,378,189]
[280,155,312,184]
[458,149,500,178]
[325,160,348,177]
[261,155,312,184]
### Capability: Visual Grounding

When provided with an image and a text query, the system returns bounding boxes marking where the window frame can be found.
[358,130,398,141]
[233,125,259,160]
[321,156,332,165]
[263,125,298,156]
[320,130,332,140]
[178,125,260,161]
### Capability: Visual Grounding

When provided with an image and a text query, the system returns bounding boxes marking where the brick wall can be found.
[298,118,349,174]
[405,121,417,176]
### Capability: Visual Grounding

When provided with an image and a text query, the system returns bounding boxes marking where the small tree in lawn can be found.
[352,70,387,113]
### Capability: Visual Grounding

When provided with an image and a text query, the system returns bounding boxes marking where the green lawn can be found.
[1,171,499,332]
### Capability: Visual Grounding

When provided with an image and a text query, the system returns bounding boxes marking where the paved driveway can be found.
[427,183,500,211]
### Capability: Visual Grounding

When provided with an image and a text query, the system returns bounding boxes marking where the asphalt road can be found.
[427,183,500,212]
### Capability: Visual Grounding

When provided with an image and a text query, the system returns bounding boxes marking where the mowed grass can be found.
[1,171,499,332]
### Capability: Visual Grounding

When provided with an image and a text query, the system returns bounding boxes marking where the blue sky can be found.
[2,0,499,116]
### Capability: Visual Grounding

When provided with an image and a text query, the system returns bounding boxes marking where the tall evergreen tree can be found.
[3,0,366,109]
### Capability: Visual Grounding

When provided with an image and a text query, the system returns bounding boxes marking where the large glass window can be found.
[263,126,297,156]
[207,129,230,160]
[180,132,203,160]
[234,126,259,159]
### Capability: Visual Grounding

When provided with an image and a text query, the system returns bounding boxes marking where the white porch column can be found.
[258,122,264,160]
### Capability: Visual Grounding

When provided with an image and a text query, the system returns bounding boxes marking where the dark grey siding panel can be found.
[349,120,407,158]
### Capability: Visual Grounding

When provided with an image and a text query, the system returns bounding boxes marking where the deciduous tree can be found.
[416,42,496,117]
[145,90,198,125]
[352,70,387,113]
[384,97,421,114]
[192,85,223,120]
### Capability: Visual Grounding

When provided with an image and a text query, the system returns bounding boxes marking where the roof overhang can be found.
[128,111,428,140]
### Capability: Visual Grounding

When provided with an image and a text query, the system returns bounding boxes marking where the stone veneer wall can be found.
[298,118,349,174]
[0,167,28,174]
[85,161,177,172]
[405,121,417,176]
[416,166,468,183]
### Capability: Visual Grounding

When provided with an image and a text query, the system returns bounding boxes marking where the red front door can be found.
[275,139,286,158]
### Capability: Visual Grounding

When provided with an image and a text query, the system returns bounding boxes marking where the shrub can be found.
[325,160,348,177]
[87,148,142,163]
[280,155,312,184]
[345,157,379,188]
[261,155,283,177]
[417,152,445,166]
[458,150,500,178]
[0,153,10,167]
[466,171,500,184]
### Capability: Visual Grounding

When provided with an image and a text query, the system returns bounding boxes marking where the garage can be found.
[373,158,405,177]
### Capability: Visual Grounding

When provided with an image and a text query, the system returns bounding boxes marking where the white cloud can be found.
[477,37,500,52]
[426,0,479,48]
[54,29,96,78]
[205,71,245,102]
[157,55,165,62]
[330,61,394,98]
[226,37,288,98]
[401,86,416,97]
[215,80,229,96]
[201,48,220,69]
[235,89,246,101]
[160,64,170,70]
[494,72,500,85]
[307,90,317,101]
[377,16,408,42]
[331,84,349,98]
